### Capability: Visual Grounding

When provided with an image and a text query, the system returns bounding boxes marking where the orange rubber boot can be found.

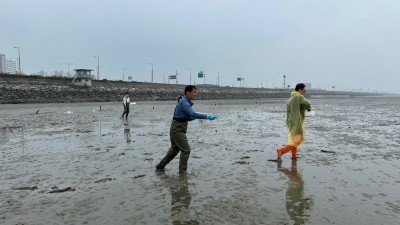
[277,148,283,160]
[291,147,298,160]
[277,145,292,160]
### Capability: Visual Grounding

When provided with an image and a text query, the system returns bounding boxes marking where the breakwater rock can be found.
[0,74,380,104]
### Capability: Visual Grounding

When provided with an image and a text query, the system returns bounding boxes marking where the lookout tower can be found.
[71,69,93,87]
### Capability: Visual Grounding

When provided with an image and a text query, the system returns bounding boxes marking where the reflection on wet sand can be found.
[124,127,131,142]
[157,171,199,225]
[278,161,312,225]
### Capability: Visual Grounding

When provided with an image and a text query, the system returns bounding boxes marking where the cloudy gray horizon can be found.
[1,0,399,93]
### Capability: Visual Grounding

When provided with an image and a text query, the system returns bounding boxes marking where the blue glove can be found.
[207,114,217,120]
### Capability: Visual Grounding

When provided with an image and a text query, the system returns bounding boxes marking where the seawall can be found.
[0,74,381,104]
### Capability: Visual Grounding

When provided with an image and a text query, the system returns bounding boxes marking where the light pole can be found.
[163,72,167,83]
[14,46,21,74]
[123,68,128,81]
[187,68,192,84]
[148,63,153,83]
[68,63,73,77]
[283,74,286,89]
[94,56,100,80]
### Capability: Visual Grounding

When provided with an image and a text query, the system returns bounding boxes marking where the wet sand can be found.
[1,97,399,225]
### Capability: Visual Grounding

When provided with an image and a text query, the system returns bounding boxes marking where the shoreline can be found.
[0,74,387,104]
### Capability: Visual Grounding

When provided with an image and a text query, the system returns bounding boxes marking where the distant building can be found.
[5,60,16,74]
[71,69,93,87]
[305,82,312,89]
[0,54,17,74]
[0,54,5,73]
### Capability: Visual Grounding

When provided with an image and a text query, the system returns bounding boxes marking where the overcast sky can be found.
[1,0,399,93]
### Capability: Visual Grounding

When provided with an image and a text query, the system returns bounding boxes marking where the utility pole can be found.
[68,63,73,77]
[148,63,153,82]
[283,74,286,89]
[94,56,100,80]
[14,46,21,74]
[188,68,191,84]
[175,69,179,84]
[123,68,128,81]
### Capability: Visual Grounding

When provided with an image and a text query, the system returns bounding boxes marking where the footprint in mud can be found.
[133,174,146,179]
[321,150,336,155]
[233,161,249,165]
[94,178,115,183]
[49,187,75,193]
[12,186,38,191]
[232,156,251,165]
[267,159,280,162]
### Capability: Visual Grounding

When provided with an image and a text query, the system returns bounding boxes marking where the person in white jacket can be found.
[121,92,130,119]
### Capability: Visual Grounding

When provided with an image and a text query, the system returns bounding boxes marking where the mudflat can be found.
[1,97,399,225]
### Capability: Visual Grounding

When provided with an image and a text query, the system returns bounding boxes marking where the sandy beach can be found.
[1,97,399,225]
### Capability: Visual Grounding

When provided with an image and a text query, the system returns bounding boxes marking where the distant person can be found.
[156,85,217,173]
[121,92,130,120]
[277,83,312,161]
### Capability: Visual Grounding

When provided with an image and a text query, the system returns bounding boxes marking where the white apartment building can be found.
[6,60,16,74]
[0,53,17,74]
[0,54,5,73]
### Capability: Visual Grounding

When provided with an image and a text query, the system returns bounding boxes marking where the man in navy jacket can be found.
[156,85,217,173]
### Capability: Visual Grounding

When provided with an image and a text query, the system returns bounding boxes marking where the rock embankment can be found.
[0,74,378,104]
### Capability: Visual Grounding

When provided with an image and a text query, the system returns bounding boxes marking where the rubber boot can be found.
[156,148,179,170]
[179,151,190,173]
[291,147,298,160]
[277,145,292,161]
[277,147,283,161]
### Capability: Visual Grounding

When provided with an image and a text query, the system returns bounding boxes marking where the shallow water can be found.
[1,97,399,225]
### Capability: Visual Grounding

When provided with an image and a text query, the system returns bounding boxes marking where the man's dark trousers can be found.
[156,120,190,173]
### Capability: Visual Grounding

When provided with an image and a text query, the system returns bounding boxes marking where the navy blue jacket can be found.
[173,96,207,121]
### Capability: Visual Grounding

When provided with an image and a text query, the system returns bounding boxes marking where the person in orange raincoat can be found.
[277,83,312,161]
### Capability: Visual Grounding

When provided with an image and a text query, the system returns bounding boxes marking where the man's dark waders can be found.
[156,119,191,173]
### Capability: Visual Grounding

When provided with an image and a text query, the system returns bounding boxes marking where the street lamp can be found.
[186,68,192,84]
[14,46,21,74]
[163,72,167,84]
[94,56,100,80]
[123,68,128,81]
[68,63,73,77]
[283,74,286,89]
[148,63,153,83]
